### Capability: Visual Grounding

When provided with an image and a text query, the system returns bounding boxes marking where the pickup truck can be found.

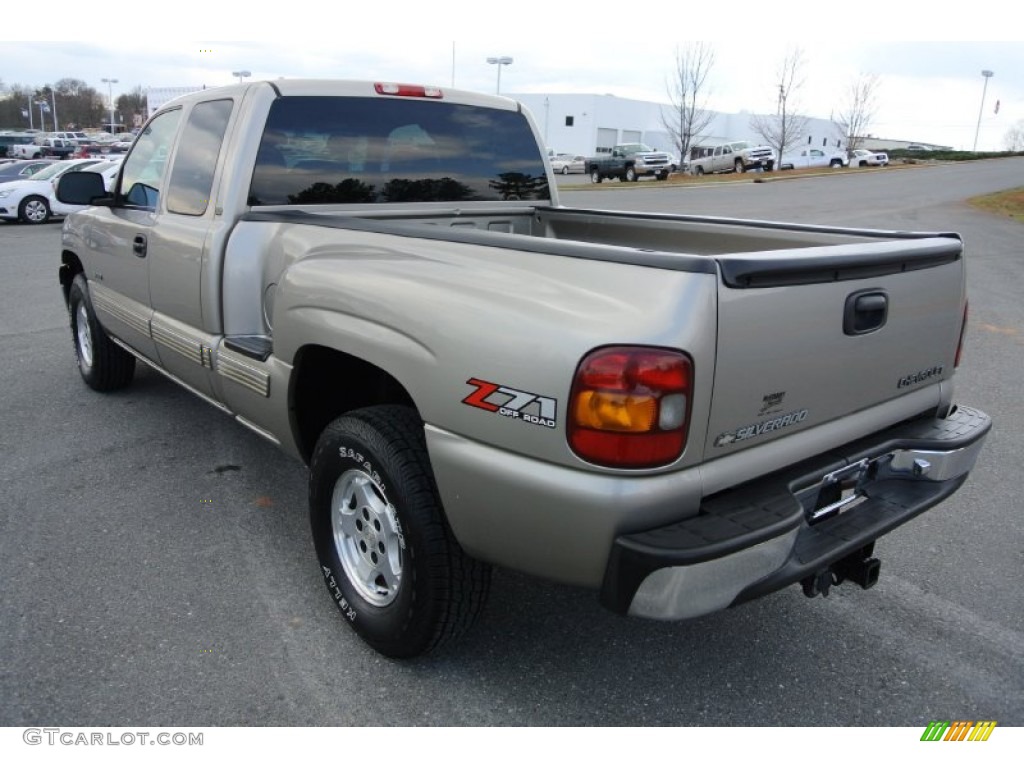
[779,147,847,171]
[689,140,776,175]
[587,143,673,183]
[56,79,990,658]
[10,136,76,159]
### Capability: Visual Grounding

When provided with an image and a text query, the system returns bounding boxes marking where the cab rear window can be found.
[248,96,549,205]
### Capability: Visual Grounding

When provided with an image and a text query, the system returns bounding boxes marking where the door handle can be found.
[133,235,147,258]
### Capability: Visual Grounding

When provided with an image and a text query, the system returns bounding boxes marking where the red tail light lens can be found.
[955,301,968,368]
[569,346,693,468]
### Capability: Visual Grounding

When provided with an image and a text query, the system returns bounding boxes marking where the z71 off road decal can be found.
[463,378,557,429]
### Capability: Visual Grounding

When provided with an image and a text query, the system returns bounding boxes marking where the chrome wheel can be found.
[331,469,403,607]
[75,302,94,369]
[20,196,49,224]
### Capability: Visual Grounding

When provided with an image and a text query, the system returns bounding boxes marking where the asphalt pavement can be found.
[1,159,1021,727]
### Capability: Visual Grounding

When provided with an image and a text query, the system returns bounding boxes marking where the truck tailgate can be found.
[706,236,965,457]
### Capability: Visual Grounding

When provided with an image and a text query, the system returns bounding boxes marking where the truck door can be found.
[80,108,183,363]
[145,98,235,399]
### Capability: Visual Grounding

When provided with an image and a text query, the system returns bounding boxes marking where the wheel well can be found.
[290,345,417,463]
[60,250,85,306]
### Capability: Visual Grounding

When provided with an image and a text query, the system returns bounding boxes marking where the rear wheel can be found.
[309,406,491,658]
[829,159,843,168]
[68,274,136,391]
[19,195,50,224]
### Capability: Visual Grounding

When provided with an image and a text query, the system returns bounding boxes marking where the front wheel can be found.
[625,166,637,182]
[309,406,491,658]
[68,274,136,391]
[19,195,50,224]
[734,159,745,173]
[560,165,569,175]
[590,168,602,184]
[829,159,843,168]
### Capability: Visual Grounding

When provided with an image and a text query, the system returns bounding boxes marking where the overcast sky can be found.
[3,2,1020,151]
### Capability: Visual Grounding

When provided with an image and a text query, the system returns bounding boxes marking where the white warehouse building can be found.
[509,92,846,160]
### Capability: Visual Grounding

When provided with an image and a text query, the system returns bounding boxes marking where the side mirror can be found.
[57,171,110,205]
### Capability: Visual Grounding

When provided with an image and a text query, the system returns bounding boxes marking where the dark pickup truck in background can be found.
[587,143,673,183]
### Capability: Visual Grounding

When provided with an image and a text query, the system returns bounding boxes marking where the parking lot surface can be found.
[1,159,1022,726]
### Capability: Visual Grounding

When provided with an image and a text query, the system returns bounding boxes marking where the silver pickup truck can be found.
[56,79,990,658]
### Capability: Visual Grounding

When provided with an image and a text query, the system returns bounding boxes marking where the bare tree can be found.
[661,43,715,164]
[1005,120,1024,152]
[749,47,810,167]
[834,73,880,154]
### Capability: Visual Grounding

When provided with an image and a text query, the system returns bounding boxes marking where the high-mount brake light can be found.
[955,301,969,368]
[374,83,443,99]
[568,346,693,469]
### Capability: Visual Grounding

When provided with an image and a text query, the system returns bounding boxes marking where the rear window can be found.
[248,96,549,206]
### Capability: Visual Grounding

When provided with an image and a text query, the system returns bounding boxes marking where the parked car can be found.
[0,159,101,224]
[0,159,55,183]
[688,141,775,175]
[49,158,123,217]
[779,147,846,171]
[549,154,585,174]
[849,149,889,167]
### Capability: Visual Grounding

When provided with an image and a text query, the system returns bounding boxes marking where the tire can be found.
[590,168,602,184]
[625,166,637,182]
[859,160,867,167]
[309,405,491,658]
[19,195,50,224]
[657,171,668,181]
[829,159,842,168]
[765,160,774,172]
[560,165,569,175]
[734,159,745,173]
[68,274,136,391]
[694,166,705,176]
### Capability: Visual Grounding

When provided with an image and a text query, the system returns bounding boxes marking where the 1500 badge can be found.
[714,409,809,447]
[463,378,557,429]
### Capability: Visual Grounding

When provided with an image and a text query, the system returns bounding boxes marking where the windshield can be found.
[28,162,74,181]
[618,143,653,153]
[28,160,98,181]
[730,142,751,150]
[249,96,550,205]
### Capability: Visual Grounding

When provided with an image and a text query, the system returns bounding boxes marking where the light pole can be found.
[34,100,48,131]
[102,78,118,132]
[232,70,251,83]
[486,56,513,94]
[973,69,994,152]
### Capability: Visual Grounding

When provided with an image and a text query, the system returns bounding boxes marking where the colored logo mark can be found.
[920,721,997,742]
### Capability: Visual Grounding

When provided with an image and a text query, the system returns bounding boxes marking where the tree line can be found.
[0,78,147,131]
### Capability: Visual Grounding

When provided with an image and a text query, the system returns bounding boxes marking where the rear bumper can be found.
[600,405,991,619]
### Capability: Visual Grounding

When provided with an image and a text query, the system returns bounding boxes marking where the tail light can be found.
[374,83,443,99]
[955,301,969,368]
[568,346,693,468]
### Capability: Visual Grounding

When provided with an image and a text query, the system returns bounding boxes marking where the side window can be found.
[117,109,182,209]
[166,99,233,216]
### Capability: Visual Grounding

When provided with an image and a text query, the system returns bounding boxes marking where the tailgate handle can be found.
[844,290,888,335]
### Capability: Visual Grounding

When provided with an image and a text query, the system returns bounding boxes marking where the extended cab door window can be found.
[117,109,182,209]
[166,99,233,216]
